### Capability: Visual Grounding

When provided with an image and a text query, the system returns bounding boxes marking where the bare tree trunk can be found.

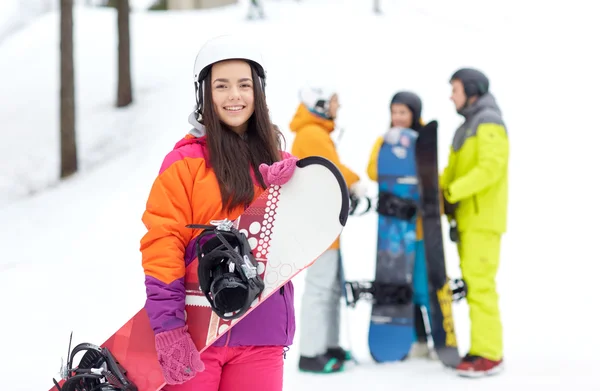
[116,0,133,107]
[60,0,77,178]
[373,0,381,14]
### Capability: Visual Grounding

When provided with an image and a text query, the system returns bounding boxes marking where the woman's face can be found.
[390,103,413,128]
[210,59,255,134]
[328,94,340,119]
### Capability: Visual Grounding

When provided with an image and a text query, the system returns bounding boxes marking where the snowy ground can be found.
[1,0,599,389]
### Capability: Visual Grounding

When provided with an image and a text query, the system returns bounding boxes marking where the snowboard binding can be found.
[53,333,137,391]
[372,282,413,305]
[343,280,413,307]
[449,278,468,301]
[349,194,373,216]
[376,191,418,220]
[344,278,467,307]
[187,219,265,321]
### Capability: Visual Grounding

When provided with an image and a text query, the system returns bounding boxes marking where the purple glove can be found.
[155,325,205,385]
[259,156,298,187]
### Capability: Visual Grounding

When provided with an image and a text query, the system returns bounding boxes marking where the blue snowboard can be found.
[368,128,420,362]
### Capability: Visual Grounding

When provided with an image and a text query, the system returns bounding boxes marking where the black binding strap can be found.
[54,340,137,391]
[187,222,265,321]
[376,191,418,220]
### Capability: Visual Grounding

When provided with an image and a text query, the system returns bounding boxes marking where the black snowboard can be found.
[415,120,462,368]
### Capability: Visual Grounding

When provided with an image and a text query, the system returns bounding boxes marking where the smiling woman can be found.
[209,61,255,134]
[139,35,299,391]
[200,53,282,211]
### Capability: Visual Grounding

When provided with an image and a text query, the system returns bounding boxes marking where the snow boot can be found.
[326,346,352,362]
[456,354,504,377]
[299,354,344,374]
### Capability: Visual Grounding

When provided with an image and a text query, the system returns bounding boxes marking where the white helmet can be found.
[299,84,336,118]
[192,34,266,115]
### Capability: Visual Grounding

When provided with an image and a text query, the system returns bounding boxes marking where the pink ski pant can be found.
[162,345,284,391]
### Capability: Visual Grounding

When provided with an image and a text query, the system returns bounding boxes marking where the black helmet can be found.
[450,68,489,98]
[189,221,265,321]
[390,91,422,129]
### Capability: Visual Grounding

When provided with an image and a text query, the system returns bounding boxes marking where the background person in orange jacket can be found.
[140,35,298,391]
[290,85,367,373]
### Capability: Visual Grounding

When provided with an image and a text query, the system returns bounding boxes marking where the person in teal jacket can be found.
[366,91,436,359]
[443,68,509,377]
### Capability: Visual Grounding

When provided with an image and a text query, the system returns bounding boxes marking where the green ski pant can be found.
[458,230,503,361]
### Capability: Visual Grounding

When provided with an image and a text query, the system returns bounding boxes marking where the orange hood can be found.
[289,103,335,134]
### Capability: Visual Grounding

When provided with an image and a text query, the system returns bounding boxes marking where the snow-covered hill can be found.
[1,0,599,389]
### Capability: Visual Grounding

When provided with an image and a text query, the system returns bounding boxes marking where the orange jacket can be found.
[289,103,360,250]
[141,133,261,287]
[140,127,294,347]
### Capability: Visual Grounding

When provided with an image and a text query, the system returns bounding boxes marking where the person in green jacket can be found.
[441,68,509,377]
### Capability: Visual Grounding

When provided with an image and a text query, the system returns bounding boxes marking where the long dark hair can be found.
[202,64,285,212]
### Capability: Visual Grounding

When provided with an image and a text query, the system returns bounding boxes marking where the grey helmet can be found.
[450,68,489,98]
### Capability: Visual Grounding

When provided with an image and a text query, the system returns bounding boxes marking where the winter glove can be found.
[259,156,299,187]
[350,181,368,199]
[448,219,459,243]
[383,127,404,144]
[441,188,459,217]
[155,325,205,385]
